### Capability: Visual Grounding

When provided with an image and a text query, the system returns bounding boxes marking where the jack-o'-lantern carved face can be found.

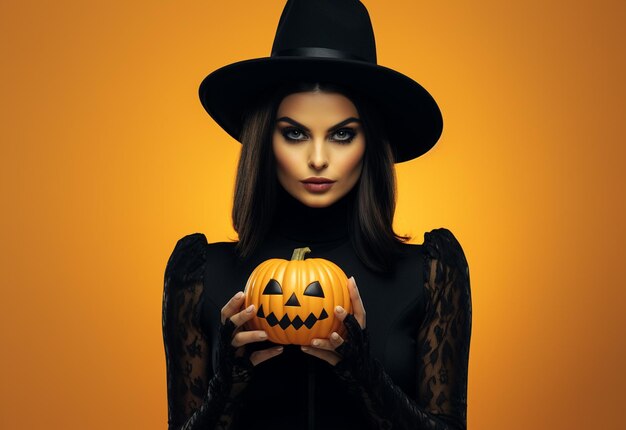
[244,247,351,345]
[258,278,329,330]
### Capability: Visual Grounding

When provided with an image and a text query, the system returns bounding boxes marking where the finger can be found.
[310,332,344,351]
[301,346,341,366]
[231,329,268,348]
[250,346,284,366]
[309,339,333,351]
[347,276,366,328]
[329,331,344,348]
[220,291,245,323]
[334,305,348,322]
[229,304,256,328]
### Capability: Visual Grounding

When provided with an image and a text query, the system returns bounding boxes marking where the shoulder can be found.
[419,229,472,327]
[164,233,208,286]
[164,233,239,286]
[421,228,470,281]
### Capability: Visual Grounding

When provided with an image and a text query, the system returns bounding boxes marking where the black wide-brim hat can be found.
[199,0,443,163]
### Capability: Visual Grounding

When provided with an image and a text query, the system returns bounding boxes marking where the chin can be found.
[299,194,340,208]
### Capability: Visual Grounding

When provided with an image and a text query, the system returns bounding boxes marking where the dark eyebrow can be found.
[330,117,362,130]
[275,116,361,132]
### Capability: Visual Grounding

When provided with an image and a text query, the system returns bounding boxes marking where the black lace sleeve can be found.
[162,234,252,430]
[333,228,472,430]
[417,228,472,428]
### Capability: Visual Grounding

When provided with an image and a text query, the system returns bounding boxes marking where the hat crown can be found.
[199,0,443,162]
[270,0,377,63]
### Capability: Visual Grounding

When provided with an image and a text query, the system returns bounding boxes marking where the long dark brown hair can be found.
[232,82,409,273]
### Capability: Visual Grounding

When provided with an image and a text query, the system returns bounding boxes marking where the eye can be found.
[282,127,308,142]
[303,281,324,298]
[330,128,356,143]
[262,279,282,295]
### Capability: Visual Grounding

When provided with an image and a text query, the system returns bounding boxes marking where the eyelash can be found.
[281,127,357,144]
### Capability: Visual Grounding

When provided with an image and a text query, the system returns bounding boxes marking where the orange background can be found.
[1,0,625,428]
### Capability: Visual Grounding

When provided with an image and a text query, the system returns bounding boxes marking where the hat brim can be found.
[199,56,442,163]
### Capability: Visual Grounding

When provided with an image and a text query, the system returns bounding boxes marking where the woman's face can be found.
[272,91,366,208]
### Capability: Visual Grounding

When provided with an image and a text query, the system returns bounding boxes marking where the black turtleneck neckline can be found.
[269,185,354,244]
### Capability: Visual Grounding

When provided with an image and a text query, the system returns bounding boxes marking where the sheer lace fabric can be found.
[162,235,253,430]
[162,228,471,430]
[162,235,212,428]
[330,229,471,430]
[417,229,472,429]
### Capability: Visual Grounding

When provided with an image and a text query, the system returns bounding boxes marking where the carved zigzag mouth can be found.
[256,305,329,330]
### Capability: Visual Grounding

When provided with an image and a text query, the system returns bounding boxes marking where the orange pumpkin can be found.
[244,247,351,345]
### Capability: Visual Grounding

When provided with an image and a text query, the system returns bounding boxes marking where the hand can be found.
[300,276,366,366]
[221,291,284,366]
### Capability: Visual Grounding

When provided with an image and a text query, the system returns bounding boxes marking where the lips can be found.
[302,177,335,184]
[301,177,335,193]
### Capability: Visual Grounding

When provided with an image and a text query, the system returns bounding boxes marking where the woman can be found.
[162,1,472,429]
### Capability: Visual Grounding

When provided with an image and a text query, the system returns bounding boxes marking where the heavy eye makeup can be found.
[279,127,358,144]
[281,127,308,142]
[329,128,357,143]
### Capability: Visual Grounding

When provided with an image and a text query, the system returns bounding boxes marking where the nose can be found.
[307,140,328,170]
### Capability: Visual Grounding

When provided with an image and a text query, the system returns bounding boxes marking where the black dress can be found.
[162,188,472,430]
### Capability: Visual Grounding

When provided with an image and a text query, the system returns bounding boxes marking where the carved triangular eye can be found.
[263,279,282,295]
[303,281,324,298]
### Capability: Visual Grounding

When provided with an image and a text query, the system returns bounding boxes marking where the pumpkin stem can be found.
[291,247,311,261]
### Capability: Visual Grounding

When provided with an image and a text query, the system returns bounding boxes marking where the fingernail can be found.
[259,331,267,339]
[335,306,344,314]
[312,340,320,346]
[235,291,244,299]
[301,346,309,352]
[275,346,283,351]
[331,332,339,340]
[246,304,254,313]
